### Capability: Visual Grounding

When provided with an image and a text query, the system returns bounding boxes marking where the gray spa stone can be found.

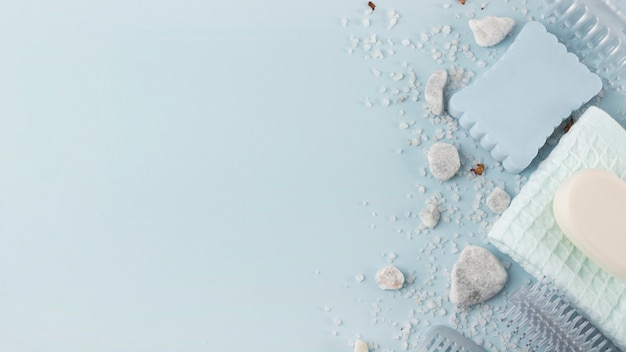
[450,245,507,306]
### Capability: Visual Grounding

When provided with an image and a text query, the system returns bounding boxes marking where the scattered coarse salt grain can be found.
[427,142,461,181]
[420,203,440,228]
[486,187,511,214]
[375,265,405,290]
[425,69,448,115]
[391,72,404,81]
[354,339,369,352]
[387,10,400,29]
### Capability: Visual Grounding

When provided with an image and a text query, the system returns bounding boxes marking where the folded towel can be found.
[488,106,626,350]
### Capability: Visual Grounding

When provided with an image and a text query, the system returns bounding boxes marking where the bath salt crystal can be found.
[425,70,448,115]
[354,340,369,352]
[427,142,461,181]
[402,39,411,46]
[442,25,452,35]
[420,33,429,42]
[333,318,343,326]
[391,73,404,81]
[371,68,382,77]
[375,265,405,290]
[362,18,370,27]
[387,10,400,29]
[486,187,510,214]
[420,203,440,228]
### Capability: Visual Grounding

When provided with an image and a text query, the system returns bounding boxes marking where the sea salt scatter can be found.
[354,340,369,352]
[450,245,507,306]
[420,203,440,228]
[427,142,461,181]
[486,187,510,214]
[468,16,515,47]
[375,265,405,290]
[425,70,448,115]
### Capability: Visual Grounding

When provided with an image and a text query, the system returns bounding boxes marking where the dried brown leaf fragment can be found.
[471,163,485,176]
[564,117,574,133]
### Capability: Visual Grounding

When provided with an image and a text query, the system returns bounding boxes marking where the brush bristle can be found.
[504,281,620,352]
[543,0,626,80]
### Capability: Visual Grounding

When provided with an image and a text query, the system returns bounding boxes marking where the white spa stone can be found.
[450,245,507,306]
[486,187,510,214]
[468,16,515,47]
[375,265,405,290]
[420,203,440,228]
[427,142,461,181]
[425,69,448,115]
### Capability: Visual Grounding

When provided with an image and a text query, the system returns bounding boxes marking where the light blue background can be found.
[1,1,624,351]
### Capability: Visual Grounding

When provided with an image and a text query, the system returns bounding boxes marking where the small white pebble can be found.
[486,187,511,214]
[469,16,515,47]
[427,142,461,181]
[375,265,405,290]
[425,70,448,115]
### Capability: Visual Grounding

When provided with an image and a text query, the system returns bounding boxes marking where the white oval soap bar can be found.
[553,169,626,282]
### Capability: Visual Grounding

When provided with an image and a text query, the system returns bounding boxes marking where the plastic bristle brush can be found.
[416,325,484,352]
[502,281,621,352]
[543,0,626,81]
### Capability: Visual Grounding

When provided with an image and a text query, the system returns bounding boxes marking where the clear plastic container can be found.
[543,0,626,81]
